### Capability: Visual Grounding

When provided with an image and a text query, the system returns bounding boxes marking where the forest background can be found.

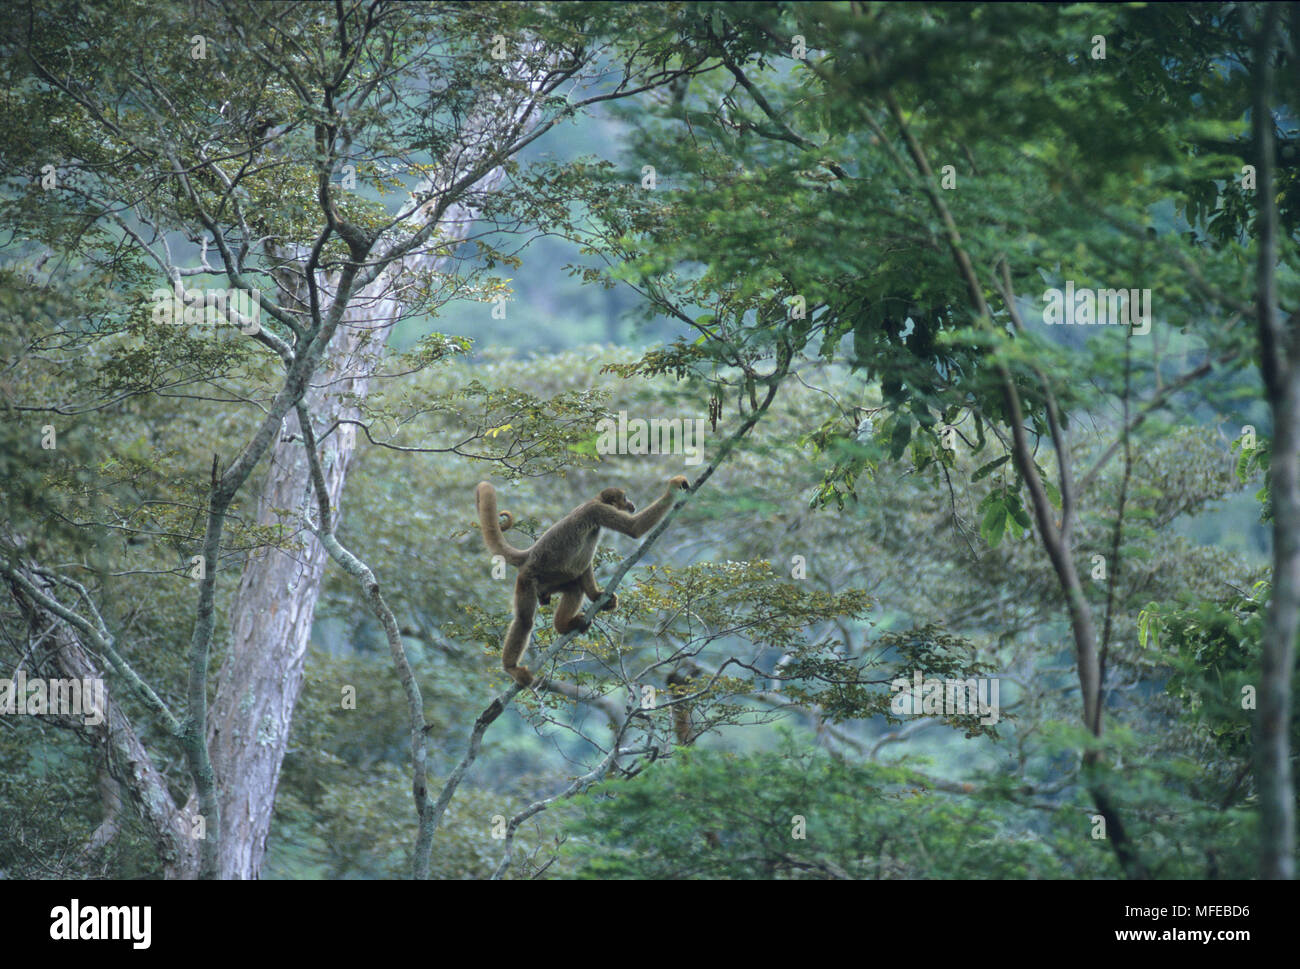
[0,1,1295,880]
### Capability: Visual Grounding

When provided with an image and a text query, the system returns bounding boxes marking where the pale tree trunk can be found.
[197,293,394,878]
[191,36,551,874]
[9,9,670,877]
[197,190,503,877]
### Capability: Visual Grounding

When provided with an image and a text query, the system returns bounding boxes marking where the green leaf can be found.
[889,419,912,460]
[1042,478,1062,510]
[971,455,1010,482]
[1008,496,1032,531]
[980,500,1008,547]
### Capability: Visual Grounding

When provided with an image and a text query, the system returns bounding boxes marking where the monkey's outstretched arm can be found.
[592,476,689,539]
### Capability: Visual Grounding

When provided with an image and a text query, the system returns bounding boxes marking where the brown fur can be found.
[475,476,690,687]
[666,663,701,746]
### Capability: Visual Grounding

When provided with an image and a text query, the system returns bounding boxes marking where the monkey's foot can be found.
[599,593,618,612]
[505,665,534,688]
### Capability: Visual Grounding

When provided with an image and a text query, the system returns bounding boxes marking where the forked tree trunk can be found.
[195,294,396,879]
[194,194,503,877]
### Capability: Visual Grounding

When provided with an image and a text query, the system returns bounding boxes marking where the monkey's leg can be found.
[553,585,591,635]
[503,575,539,687]
[579,567,617,612]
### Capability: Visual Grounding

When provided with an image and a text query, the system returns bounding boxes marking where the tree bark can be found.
[199,182,505,877]
[1251,3,1296,881]
[200,294,392,878]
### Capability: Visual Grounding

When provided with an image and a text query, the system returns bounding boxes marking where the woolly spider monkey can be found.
[475,475,690,687]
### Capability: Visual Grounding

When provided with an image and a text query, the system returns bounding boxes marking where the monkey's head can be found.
[598,487,635,513]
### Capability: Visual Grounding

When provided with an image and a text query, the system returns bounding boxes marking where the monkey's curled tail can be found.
[475,482,530,567]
